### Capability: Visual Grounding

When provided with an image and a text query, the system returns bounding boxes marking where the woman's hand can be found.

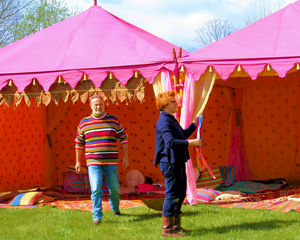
[193,116,200,126]
[188,139,202,146]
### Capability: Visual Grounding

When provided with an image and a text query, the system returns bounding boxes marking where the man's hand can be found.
[122,156,129,169]
[75,148,83,174]
[75,162,82,174]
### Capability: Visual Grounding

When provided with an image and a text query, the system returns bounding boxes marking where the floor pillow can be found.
[9,191,42,206]
[196,188,222,203]
[219,166,236,187]
[196,167,224,189]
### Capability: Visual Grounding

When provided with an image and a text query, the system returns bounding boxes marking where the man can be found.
[75,95,129,225]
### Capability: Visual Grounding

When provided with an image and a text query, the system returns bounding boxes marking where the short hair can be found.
[90,94,104,103]
[155,90,176,111]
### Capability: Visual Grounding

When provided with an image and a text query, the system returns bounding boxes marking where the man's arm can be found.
[122,143,129,169]
[75,148,83,174]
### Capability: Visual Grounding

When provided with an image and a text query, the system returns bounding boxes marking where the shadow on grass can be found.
[192,220,299,235]
[120,206,220,222]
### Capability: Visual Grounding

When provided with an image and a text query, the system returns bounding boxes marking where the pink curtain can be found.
[180,74,198,205]
[225,88,251,181]
[160,69,173,92]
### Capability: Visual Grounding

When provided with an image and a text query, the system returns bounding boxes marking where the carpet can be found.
[48,199,144,212]
[218,181,284,194]
[211,186,300,213]
[215,199,300,212]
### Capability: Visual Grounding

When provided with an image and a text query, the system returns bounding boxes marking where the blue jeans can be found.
[88,165,120,220]
[160,162,186,217]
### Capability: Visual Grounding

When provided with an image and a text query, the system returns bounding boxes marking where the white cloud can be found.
[96,0,214,51]
[59,0,299,51]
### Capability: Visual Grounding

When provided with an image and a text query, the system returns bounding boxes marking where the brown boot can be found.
[162,216,184,237]
[173,214,191,233]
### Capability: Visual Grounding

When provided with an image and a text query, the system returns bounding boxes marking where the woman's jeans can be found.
[160,162,187,217]
[88,165,120,220]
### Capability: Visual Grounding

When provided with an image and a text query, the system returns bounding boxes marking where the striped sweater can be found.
[75,112,128,166]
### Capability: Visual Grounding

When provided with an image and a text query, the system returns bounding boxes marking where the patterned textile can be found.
[210,186,300,213]
[196,168,224,189]
[216,200,300,213]
[63,172,108,194]
[219,166,235,187]
[48,199,144,212]
[196,188,222,203]
[9,192,42,206]
[218,181,284,194]
[75,113,128,166]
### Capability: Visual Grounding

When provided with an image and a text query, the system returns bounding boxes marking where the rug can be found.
[218,181,284,194]
[211,186,300,213]
[48,199,144,212]
[215,199,300,213]
[0,204,38,209]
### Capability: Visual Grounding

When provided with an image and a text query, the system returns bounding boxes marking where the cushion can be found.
[63,172,91,193]
[196,188,222,202]
[219,166,236,187]
[136,184,155,194]
[9,191,42,206]
[126,169,145,187]
[63,171,108,194]
[196,168,224,189]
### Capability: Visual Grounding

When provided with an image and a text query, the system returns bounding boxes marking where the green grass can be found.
[1,204,300,240]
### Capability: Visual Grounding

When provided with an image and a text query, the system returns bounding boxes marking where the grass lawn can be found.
[1,203,300,240]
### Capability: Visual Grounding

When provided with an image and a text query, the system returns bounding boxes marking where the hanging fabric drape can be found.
[152,69,173,96]
[192,71,216,119]
[180,71,216,204]
[224,87,251,181]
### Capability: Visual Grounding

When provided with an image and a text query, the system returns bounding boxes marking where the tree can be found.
[244,0,298,25]
[194,18,236,48]
[7,0,76,45]
[0,0,33,47]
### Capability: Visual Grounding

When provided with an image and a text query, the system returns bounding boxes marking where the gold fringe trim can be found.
[0,74,145,107]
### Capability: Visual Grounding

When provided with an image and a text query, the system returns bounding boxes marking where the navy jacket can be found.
[154,111,197,166]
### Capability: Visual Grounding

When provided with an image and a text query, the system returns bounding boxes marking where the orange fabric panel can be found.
[242,75,298,180]
[200,85,231,169]
[3,71,300,192]
[48,82,163,187]
[0,102,44,192]
[202,72,300,180]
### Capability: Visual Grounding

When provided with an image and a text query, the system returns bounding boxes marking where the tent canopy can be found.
[182,0,300,81]
[0,5,187,106]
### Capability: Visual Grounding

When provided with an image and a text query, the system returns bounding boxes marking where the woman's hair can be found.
[155,90,176,111]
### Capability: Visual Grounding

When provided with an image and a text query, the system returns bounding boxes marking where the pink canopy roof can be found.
[0,6,187,92]
[182,1,300,81]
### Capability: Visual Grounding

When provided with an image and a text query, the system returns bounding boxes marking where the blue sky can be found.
[62,0,296,52]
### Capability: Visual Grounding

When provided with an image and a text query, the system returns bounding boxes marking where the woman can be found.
[154,90,201,237]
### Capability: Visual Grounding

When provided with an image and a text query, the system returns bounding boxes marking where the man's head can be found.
[90,95,105,115]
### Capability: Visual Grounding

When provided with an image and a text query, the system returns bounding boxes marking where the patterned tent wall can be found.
[0,81,163,192]
[197,70,300,181]
[0,103,44,192]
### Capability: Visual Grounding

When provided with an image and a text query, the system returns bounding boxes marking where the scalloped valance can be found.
[181,1,300,82]
[0,73,146,107]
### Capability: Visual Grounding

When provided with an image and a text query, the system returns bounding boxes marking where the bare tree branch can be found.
[194,18,236,48]
[244,0,297,25]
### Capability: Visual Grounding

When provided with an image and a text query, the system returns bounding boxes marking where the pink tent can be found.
[0,5,187,100]
[0,5,190,192]
[182,0,300,80]
[180,0,300,204]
